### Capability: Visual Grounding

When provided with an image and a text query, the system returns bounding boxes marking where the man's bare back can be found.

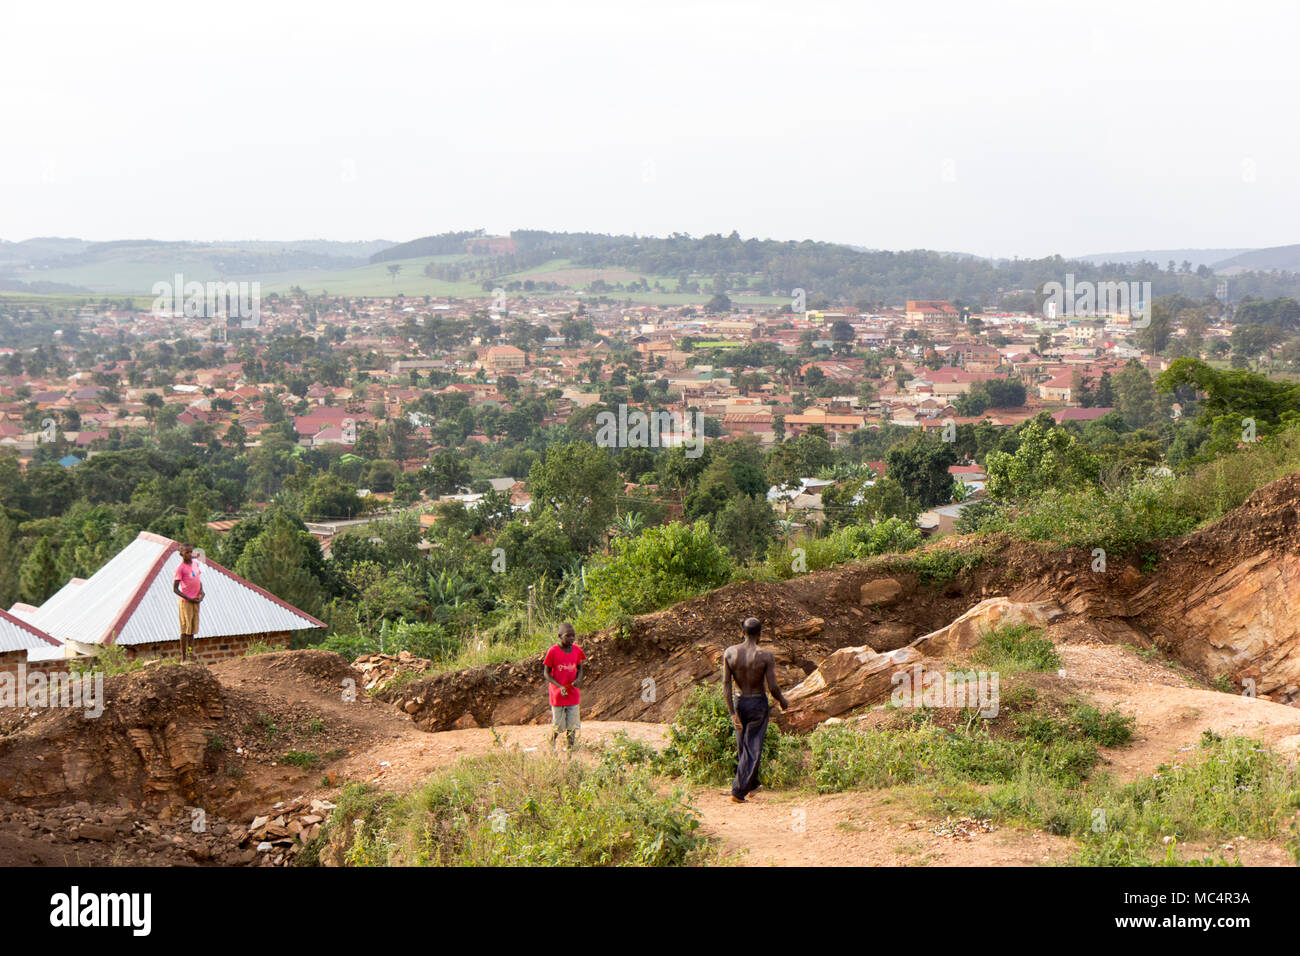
[722,618,789,722]
[723,642,778,698]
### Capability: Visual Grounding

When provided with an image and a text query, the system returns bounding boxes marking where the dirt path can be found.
[1054,642,1300,781]
[690,786,1075,866]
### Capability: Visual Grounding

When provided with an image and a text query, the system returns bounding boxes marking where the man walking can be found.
[173,544,204,661]
[722,617,788,803]
[543,623,586,751]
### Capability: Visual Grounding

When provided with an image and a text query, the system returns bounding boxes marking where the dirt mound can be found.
[352,651,433,692]
[0,665,226,809]
[0,650,410,818]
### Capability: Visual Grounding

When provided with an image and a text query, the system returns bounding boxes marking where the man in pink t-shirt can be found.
[172,544,205,661]
[542,623,586,751]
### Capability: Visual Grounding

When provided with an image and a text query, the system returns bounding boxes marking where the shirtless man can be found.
[722,617,789,803]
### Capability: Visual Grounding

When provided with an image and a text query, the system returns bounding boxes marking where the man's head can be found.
[558,623,575,649]
[742,617,761,640]
[179,544,194,563]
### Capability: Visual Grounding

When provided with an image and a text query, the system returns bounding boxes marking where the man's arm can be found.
[542,660,569,697]
[571,662,582,690]
[765,654,789,710]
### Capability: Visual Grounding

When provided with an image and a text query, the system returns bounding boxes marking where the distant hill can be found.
[1212,244,1300,274]
[1074,248,1253,269]
[0,239,400,294]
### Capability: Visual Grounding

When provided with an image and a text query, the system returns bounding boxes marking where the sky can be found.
[2,0,1297,259]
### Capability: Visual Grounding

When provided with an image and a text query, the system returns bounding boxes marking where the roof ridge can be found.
[101,537,178,644]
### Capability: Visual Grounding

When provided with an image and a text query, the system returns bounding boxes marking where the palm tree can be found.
[609,511,644,541]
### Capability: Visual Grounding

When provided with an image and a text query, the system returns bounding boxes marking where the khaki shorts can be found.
[551,704,580,732]
[179,597,200,636]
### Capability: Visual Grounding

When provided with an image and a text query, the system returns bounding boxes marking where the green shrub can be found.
[767,517,921,579]
[901,543,992,583]
[578,521,733,630]
[282,750,321,769]
[655,685,805,789]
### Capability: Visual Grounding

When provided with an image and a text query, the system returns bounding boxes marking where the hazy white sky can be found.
[2,0,1297,258]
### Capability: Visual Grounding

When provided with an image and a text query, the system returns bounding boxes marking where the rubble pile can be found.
[237,796,337,867]
[352,651,433,692]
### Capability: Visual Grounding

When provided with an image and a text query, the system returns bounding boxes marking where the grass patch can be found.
[941,734,1300,866]
[972,623,1062,673]
[281,750,321,769]
[314,751,712,866]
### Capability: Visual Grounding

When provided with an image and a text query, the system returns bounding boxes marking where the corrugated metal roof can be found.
[28,531,326,647]
[0,607,63,658]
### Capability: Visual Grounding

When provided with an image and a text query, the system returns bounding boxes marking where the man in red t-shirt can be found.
[542,623,586,751]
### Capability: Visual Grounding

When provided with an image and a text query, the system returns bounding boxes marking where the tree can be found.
[234,513,327,617]
[1114,358,1159,427]
[20,536,60,604]
[985,420,1100,501]
[768,433,833,487]
[527,441,620,553]
[1156,357,1300,427]
[713,494,775,563]
[0,513,23,608]
[885,433,957,507]
[224,421,247,450]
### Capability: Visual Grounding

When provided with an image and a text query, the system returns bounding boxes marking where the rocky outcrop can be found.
[1133,550,1300,703]
[0,667,226,808]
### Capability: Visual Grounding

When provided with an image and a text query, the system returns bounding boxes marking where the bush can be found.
[655,685,805,789]
[767,517,921,579]
[578,521,733,630]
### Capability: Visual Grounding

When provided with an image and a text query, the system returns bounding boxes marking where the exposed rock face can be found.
[1132,551,1300,704]
[0,667,225,808]
[910,597,1064,656]
[781,596,1067,731]
[389,572,972,731]
[782,646,925,733]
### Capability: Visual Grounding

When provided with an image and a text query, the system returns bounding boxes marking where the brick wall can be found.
[122,631,292,664]
[0,650,70,680]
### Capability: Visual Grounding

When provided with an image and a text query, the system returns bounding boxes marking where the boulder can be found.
[782,645,924,732]
[774,617,825,640]
[910,597,1063,656]
[859,578,903,607]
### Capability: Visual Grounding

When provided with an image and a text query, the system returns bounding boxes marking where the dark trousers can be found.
[732,695,770,799]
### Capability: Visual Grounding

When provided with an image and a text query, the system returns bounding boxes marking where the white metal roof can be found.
[0,607,64,660]
[26,531,326,647]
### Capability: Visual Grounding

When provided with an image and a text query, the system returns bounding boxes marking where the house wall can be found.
[0,650,70,680]
[121,631,293,664]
